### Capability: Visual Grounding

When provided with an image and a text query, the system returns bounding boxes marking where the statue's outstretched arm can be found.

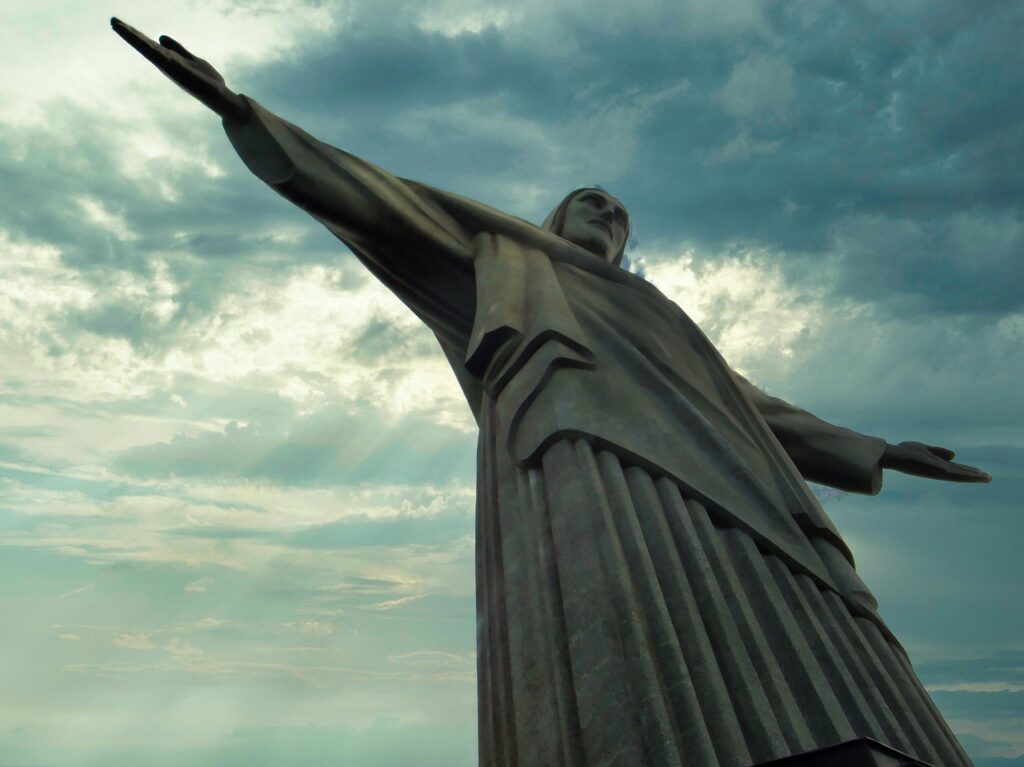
[111,19,474,269]
[733,374,990,494]
[111,19,249,121]
[112,19,477,345]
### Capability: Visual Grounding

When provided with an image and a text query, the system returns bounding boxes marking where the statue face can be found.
[559,190,628,262]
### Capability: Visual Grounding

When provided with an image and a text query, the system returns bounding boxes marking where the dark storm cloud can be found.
[5,0,1017,361]
[254,28,548,116]
[225,0,1023,315]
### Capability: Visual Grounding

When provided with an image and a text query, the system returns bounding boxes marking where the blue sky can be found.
[1,1,1021,765]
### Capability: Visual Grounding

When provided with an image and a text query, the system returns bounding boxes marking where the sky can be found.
[0,1,1021,765]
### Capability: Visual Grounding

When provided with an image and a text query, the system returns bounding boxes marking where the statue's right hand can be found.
[111,17,250,122]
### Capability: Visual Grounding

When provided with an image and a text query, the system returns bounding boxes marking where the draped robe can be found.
[224,99,972,767]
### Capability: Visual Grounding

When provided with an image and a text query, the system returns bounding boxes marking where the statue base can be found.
[753,738,933,767]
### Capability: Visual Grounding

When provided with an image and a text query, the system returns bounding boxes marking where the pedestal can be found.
[753,738,934,767]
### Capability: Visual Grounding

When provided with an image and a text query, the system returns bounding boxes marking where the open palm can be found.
[882,441,991,483]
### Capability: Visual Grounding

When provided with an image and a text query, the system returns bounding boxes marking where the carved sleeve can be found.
[732,374,887,495]
[222,96,477,347]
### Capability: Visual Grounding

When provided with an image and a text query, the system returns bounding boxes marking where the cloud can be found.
[2,2,1021,766]
[184,577,214,593]
[387,650,474,667]
[115,406,476,487]
[285,620,336,635]
[716,55,795,120]
[368,596,426,612]
[932,683,1024,694]
[166,638,203,656]
[57,582,95,600]
[0,0,337,124]
[113,633,156,650]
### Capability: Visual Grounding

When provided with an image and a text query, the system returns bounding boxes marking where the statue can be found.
[112,19,990,767]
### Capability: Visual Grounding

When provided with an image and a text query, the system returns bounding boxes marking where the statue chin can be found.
[565,233,611,261]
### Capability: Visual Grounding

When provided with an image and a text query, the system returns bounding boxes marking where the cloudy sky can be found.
[1,1,1021,765]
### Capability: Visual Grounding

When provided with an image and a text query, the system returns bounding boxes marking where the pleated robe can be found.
[224,99,973,767]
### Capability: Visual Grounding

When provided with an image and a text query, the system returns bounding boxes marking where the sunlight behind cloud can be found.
[1,1,336,124]
[640,245,821,377]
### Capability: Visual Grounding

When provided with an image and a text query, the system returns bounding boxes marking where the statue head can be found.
[543,188,630,266]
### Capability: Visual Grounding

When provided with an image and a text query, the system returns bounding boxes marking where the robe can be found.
[224,99,972,767]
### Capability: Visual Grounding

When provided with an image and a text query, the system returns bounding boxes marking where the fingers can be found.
[111,17,173,67]
[926,444,956,461]
[889,441,992,484]
[159,35,196,60]
[111,19,194,69]
[946,461,992,483]
[111,17,154,50]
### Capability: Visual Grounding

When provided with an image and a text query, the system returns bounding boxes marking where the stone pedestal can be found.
[754,738,933,767]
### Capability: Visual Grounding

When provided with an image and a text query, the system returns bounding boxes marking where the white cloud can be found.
[166,638,202,656]
[63,656,474,684]
[416,4,518,36]
[708,129,783,163]
[184,577,214,593]
[75,196,137,241]
[0,1,337,125]
[368,595,425,612]
[387,650,474,667]
[285,620,336,635]
[638,245,823,377]
[113,633,156,650]
[717,54,796,120]
[57,582,95,600]
[927,681,1024,693]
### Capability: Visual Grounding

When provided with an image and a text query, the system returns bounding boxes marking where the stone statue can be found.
[113,19,990,767]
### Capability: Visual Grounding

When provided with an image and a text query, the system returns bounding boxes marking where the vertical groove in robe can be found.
[592,452,693,764]
[770,561,888,738]
[892,643,975,766]
[804,583,913,752]
[826,594,940,762]
[476,415,518,767]
[628,469,750,767]
[857,616,948,765]
[540,440,653,767]
[689,501,817,755]
[526,467,586,766]
[724,530,858,744]
[475,434,971,766]
[659,481,789,763]
[859,617,970,766]
[498,458,572,765]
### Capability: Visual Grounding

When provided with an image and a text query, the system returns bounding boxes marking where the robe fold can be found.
[224,98,972,767]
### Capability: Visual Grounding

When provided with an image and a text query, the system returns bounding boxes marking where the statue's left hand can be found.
[881,441,991,483]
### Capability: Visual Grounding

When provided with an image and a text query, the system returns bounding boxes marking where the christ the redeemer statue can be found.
[113,19,989,767]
